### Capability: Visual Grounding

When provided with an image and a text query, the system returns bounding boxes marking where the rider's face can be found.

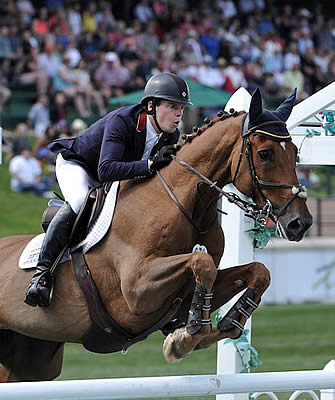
[149,100,185,133]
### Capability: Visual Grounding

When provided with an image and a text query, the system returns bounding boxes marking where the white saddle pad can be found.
[19,181,120,269]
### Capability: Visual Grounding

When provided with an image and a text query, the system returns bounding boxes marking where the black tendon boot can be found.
[24,202,77,307]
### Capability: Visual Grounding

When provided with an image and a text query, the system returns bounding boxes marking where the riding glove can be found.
[150,145,179,171]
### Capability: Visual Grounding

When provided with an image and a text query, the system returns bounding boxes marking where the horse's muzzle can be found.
[281,212,313,242]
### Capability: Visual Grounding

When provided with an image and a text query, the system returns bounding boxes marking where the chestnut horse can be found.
[0,88,312,382]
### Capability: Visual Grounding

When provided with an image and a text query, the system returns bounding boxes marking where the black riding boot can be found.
[24,202,77,307]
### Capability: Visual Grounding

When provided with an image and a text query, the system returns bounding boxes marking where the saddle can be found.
[42,183,109,242]
[42,184,182,354]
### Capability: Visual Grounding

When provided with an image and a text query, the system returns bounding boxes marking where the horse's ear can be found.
[274,89,297,121]
[248,88,263,123]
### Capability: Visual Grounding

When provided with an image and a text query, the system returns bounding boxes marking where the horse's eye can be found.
[257,149,272,162]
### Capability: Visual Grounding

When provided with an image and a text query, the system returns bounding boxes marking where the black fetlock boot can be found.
[24,202,77,307]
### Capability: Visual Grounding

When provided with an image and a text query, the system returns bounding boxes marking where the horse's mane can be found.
[178,109,243,147]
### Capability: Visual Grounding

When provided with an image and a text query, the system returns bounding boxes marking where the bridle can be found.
[233,115,307,221]
[156,112,307,237]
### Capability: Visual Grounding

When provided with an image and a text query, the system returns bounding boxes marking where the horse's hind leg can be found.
[0,329,65,382]
[196,261,271,350]
[163,251,217,363]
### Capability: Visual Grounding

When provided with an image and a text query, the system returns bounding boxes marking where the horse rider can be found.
[24,72,193,308]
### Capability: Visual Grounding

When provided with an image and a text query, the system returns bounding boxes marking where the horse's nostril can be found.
[287,218,302,232]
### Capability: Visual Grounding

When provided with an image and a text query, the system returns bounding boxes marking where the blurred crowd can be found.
[1,0,334,195]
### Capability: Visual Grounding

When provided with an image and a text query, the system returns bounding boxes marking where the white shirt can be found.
[142,116,162,167]
[68,10,82,37]
[224,66,248,89]
[38,53,62,78]
[197,65,225,88]
[9,155,41,191]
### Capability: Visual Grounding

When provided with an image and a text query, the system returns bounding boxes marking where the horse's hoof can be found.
[163,332,185,363]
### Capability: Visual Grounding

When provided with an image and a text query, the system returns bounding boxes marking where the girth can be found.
[71,249,182,354]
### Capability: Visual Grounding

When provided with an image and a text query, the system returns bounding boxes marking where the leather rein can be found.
[156,113,307,237]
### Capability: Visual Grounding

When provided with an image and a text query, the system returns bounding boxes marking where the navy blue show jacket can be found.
[49,104,180,182]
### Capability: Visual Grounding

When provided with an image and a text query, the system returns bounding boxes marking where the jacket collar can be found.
[136,111,147,132]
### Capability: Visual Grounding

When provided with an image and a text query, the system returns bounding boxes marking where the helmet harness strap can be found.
[146,98,166,135]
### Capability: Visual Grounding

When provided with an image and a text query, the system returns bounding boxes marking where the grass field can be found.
[1,156,334,399]
[57,303,335,380]
[56,303,335,400]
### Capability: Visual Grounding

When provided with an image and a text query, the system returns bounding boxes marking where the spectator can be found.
[54,118,70,138]
[134,0,155,24]
[217,0,238,18]
[282,63,308,102]
[283,41,301,71]
[135,50,156,83]
[94,51,130,103]
[74,58,107,116]
[199,26,220,62]
[197,55,225,88]
[32,7,49,38]
[181,31,204,66]
[300,46,319,94]
[78,31,100,64]
[27,94,51,137]
[50,91,70,124]
[257,12,275,36]
[38,39,62,81]
[17,46,49,95]
[64,38,81,69]
[224,56,248,92]
[0,82,11,114]
[33,124,59,157]
[263,72,287,106]
[16,0,35,25]
[67,2,82,37]
[0,26,15,81]
[53,54,90,117]
[9,145,53,197]
[46,0,64,11]
[5,122,31,160]
[314,46,330,74]
[141,21,160,60]
[263,48,284,76]
[244,58,264,92]
[36,147,56,189]
[82,2,97,33]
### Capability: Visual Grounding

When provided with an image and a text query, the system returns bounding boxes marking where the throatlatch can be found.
[186,283,213,335]
[217,288,259,336]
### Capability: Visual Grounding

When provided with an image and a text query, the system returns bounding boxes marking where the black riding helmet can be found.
[141,72,193,106]
[141,73,193,134]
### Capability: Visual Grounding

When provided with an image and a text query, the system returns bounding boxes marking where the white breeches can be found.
[55,154,98,214]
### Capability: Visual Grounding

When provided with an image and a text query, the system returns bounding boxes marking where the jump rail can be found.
[1,368,335,400]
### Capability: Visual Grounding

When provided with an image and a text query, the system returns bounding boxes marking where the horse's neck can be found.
[166,116,242,205]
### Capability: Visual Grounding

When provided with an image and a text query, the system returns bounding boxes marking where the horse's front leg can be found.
[120,251,217,363]
[161,251,217,363]
[195,261,270,350]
